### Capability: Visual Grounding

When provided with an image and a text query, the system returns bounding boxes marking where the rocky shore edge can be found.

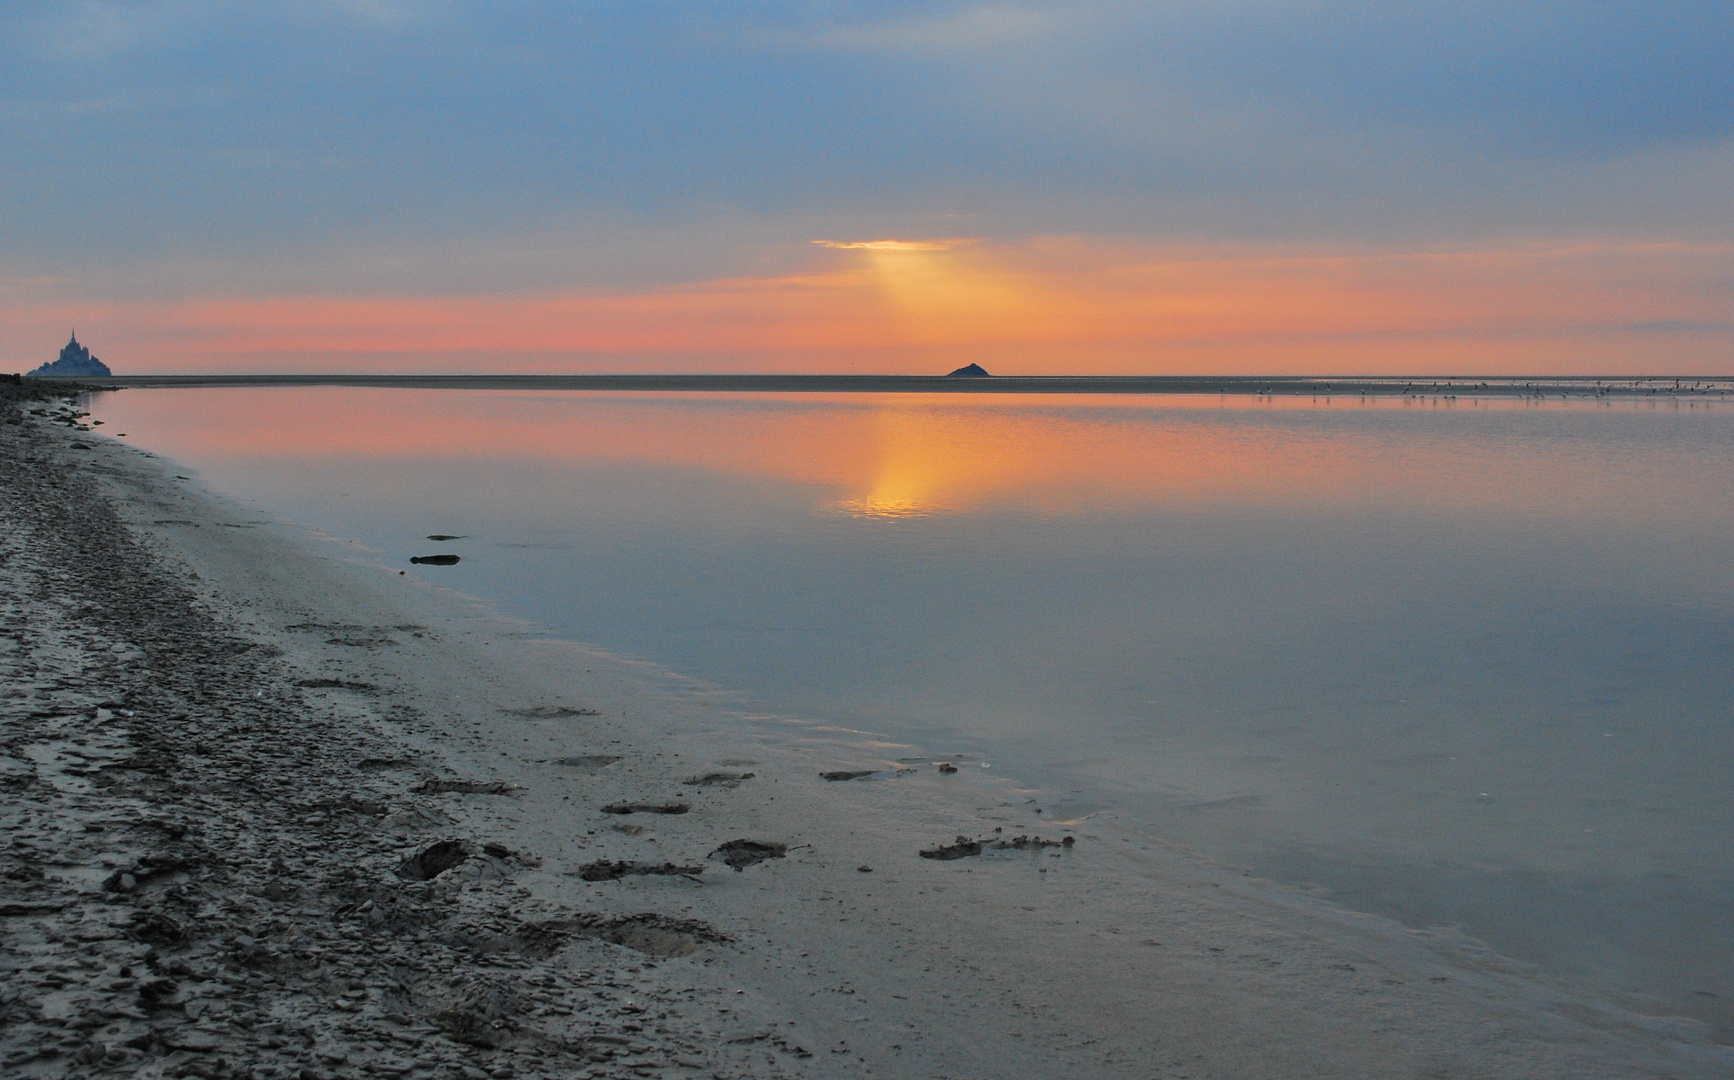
[0,384,806,1079]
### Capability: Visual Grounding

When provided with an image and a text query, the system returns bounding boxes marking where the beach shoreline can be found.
[2,387,1728,1079]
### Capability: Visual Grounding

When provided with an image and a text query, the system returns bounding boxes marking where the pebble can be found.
[0,411,810,1080]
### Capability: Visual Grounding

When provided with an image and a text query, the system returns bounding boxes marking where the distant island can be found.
[28,332,111,378]
[946,363,991,378]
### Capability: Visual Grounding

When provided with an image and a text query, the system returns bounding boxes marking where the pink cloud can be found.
[4,238,1730,375]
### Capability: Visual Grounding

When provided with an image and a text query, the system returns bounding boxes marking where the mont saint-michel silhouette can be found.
[28,332,111,377]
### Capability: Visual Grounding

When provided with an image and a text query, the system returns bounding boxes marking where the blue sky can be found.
[2,2,1730,372]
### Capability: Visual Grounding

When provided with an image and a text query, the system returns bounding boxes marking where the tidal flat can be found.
[1,383,1729,1077]
[90,386,1734,1037]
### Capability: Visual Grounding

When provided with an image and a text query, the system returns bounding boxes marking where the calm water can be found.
[90,388,1734,1030]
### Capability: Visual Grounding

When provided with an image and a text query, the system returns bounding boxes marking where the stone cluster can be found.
[0,397,810,1079]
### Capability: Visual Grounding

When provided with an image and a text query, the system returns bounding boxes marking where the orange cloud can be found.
[5,238,1731,374]
[812,239,957,251]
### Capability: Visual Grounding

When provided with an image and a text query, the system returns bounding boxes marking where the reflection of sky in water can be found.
[92,388,1734,1032]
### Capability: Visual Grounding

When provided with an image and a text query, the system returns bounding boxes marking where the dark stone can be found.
[395,839,469,881]
[507,921,570,958]
[129,911,187,945]
[295,678,379,693]
[576,859,704,881]
[415,779,514,795]
[682,771,755,788]
[600,801,690,815]
[710,839,787,871]
[503,705,599,719]
[919,836,983,860]
[432,1008,503,1048]
[409,554,460,566]
[987,834,1073,850]
[334,794,389,815]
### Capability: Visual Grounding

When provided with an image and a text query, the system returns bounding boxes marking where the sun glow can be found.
[812,239,956,251]
[6,239,1730,376]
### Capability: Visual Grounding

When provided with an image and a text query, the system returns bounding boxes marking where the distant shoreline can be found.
[41,372,1734,397]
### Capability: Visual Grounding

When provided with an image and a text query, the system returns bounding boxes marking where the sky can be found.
[2,1,1730,375]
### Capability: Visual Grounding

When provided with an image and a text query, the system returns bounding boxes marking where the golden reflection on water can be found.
[832,407,1032,519]
[836,495,933,520]
[89,388,1733,525]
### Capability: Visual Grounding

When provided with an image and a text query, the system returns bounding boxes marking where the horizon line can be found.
[24,373,1734,398]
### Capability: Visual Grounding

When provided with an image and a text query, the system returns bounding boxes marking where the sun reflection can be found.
[85,388,1734,530]
[829,404,1041,518]
[834,495,933,520]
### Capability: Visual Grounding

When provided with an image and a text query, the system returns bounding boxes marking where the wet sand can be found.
[2,384,1729,1079]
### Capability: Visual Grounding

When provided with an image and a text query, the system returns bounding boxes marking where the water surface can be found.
[91,388,1734,1032]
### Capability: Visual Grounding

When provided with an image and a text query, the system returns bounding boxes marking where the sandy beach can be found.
[3,383,1730,1080]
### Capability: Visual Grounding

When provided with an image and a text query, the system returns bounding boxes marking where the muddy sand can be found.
[2,384,1728,1079]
